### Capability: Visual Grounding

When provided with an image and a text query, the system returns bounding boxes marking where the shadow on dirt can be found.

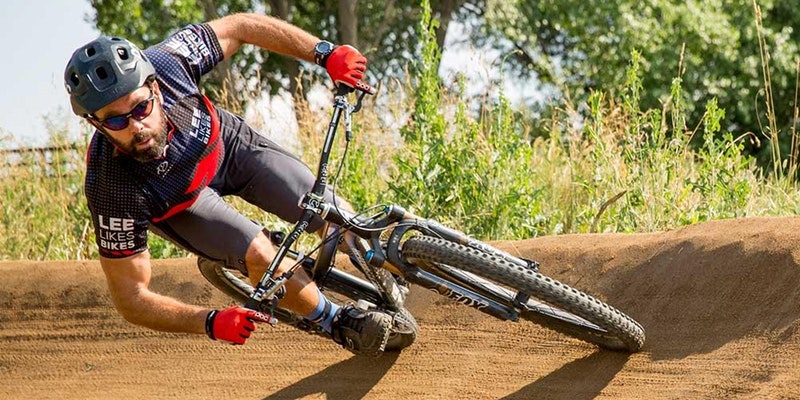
[504,220,800,362]
[601,239,800,360]
[501,351,629,399]
[261,353,399,400]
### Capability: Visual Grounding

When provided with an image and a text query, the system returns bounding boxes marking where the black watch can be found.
[314,40,335,67]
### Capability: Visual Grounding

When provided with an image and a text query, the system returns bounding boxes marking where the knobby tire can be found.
[400,235,645,352]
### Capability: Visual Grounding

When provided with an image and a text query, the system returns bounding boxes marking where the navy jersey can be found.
[84,24,225,258]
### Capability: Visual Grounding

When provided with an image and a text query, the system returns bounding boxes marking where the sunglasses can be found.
[90,89,156,131]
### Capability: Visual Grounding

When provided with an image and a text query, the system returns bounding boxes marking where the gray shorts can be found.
[150,109,337,273]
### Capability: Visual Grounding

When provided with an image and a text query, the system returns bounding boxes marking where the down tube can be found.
[402,265,519,321]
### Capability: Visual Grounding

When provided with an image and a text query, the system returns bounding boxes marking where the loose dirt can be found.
[2,216,800,399]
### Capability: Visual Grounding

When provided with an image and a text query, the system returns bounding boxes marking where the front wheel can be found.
[400,236,645,352]
[196,257,418,352]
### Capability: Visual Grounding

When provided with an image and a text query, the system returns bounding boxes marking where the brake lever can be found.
[353,90,366,113]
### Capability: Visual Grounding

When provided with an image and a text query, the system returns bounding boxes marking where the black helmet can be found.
[64,36,155,116]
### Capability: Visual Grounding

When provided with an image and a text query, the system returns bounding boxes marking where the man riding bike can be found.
[64,13,390,356]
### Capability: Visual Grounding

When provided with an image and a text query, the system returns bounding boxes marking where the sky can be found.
[0,1,99,147]
[0,1,521,149]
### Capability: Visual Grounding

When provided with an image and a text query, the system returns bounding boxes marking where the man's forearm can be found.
[112,289,209,334]
[210,13,319,62]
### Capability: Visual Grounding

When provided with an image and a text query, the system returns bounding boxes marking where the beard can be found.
[107,107,169,163]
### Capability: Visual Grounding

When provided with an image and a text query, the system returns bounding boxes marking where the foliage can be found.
[88,0,460,97]
[6,0,800,259]
[378,1,796,239]
[479,0,800,165]
[0,129,93,260]
[388,1,543,239]
[87,0,800,170]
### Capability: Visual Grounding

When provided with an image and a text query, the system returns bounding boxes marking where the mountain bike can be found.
[198,86,646,353]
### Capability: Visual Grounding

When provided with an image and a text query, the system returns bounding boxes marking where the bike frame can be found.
[243,86,543,324]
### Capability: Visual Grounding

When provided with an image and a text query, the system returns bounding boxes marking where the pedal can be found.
[295,319,315,332]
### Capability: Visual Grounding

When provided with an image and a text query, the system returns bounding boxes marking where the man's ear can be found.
[152,80,164,104]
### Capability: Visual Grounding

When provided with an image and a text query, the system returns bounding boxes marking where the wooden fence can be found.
[0,143,83,175]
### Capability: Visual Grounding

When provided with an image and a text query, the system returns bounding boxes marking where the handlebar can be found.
[337,81,375,97]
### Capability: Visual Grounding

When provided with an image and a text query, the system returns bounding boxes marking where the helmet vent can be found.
[65,35,155,115]
[96,67,109,80]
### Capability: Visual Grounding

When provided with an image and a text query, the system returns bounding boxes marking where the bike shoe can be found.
[331,304,392,357]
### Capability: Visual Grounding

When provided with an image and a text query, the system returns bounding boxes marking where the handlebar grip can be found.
[336,81,376,96]
[354,81,376,95]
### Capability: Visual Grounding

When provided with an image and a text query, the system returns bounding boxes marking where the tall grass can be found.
[3,2,800,260]
[382,3,800,239]
[0,123,94,260]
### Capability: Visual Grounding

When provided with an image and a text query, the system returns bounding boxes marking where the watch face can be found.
[316,41,333,55]
[314,41,335,65]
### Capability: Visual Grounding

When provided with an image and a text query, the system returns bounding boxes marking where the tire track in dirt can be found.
[2,217,800,399]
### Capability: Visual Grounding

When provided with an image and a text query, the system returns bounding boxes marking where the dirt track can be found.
[3,216,800,399]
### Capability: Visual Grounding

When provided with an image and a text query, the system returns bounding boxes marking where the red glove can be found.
[205,306,273,345]
[325,45,376,95]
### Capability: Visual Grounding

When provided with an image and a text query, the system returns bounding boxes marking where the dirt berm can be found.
[2,216,800,399]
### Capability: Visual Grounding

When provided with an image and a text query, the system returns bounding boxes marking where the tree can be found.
[87,0,472,100]
[477,0,800,163]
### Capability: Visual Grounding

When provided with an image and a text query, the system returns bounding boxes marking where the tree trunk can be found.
[200,0,236,105]
[338,0,358,47]
[268,0,289,17]
[268,0,301,97]
[434,0,465,52]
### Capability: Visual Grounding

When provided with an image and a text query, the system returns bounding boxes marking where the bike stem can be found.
[244,86,361,310]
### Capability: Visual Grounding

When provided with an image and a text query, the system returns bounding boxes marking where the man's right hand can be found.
[205,305,273,345]
[325,45,376,95]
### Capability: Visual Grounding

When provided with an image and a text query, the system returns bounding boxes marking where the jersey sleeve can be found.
[144,23,225,104]
[152,23,224,83]
[84,136,151,258]
[87,198,150,258]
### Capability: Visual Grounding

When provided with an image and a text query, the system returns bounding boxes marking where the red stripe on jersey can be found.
[151,197,199,222]
[102,249,136,257]
[151,95,221,223]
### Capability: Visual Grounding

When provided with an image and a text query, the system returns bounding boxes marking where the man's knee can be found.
[244,231,277,278]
